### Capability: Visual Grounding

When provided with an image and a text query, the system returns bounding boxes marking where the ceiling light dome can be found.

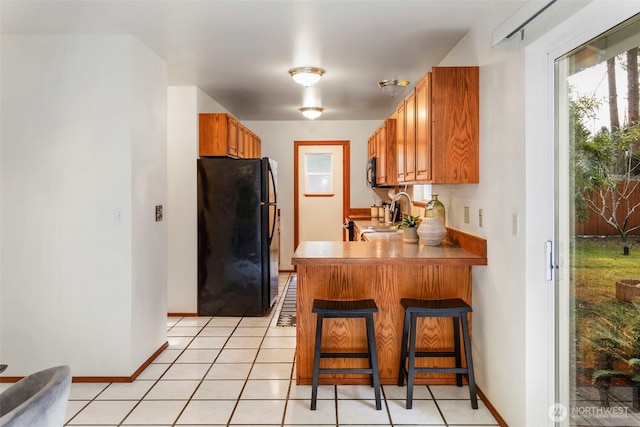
[378,79,410,97]
[289,67,325,87]
[299,107,324,120]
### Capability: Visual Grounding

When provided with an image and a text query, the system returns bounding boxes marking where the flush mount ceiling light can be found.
[299,107,324,120]
[288,67,325,87]
[377,79,410,97]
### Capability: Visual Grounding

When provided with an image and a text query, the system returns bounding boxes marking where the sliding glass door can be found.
[555,13,640,427]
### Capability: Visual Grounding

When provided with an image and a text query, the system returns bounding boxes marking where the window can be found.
[305,153,333,194]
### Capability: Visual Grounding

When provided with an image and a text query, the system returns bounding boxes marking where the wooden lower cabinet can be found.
[295,263,472,385]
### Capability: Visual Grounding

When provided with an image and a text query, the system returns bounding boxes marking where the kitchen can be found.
[2,1,640,426]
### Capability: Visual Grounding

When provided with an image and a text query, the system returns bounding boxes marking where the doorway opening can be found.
[294,141,350,249]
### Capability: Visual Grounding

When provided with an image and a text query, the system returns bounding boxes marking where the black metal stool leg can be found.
[461,315,478,409]
[311,313,324,410]
[406,312,418,410]
[366,313,382,410]
[453,316,462,387]
[398,310,410,386]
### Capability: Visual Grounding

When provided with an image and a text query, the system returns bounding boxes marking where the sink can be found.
[362,225,399,233]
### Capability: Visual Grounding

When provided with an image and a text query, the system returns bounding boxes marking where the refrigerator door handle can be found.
[268,162,277,205]
[268,203,277,244]
[267,159,277,244]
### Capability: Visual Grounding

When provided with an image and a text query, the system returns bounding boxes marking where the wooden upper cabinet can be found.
[227,116,239,157]
[199,113,261,159]
[415,72,432,181]
[395,66,479,184]
[404,92,416,182]
[430,66,479,184]
[368,134,376,159]
[381,118,397,186]
[366,118,397,186]
[396,100,406,182]
[246,131,260,159]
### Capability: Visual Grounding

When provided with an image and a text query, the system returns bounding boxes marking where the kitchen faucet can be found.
[390,191,412,220]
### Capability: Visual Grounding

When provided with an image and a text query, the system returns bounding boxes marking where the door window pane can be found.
[305,153,333,193]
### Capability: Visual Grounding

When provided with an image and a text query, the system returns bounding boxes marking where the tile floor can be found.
[62,273,500,426]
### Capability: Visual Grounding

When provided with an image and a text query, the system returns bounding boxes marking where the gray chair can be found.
[0,365,71,427]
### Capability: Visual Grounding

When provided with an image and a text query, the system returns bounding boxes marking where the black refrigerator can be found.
[197,157,279,316]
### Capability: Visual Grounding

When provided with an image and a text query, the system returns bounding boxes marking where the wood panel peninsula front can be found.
[292,228,487,386]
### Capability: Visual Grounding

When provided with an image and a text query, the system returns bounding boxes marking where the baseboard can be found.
[168,312,198,317]
[0,341,169,384]
[477,386,508,427]
[71,341,169,383]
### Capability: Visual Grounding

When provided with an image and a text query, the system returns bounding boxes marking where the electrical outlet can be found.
[512,213,519,236]
[464,206,470,224]
[479,209,483,227]
[155,205,163,222]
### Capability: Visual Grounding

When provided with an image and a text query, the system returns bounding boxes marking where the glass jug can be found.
[424,194,445,226]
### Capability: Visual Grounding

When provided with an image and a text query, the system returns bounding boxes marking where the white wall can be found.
[0,35,167,376]
[166,87,229,313]
[430,20,527,424]
[245,120,379,270]
[130,39,169,367]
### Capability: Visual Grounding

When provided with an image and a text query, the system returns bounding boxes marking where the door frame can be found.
[293,140,350,249]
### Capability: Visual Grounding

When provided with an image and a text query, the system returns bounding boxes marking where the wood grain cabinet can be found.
[199,113,261,158]
[396,66,479,184]
[396,100,406,183]
[368,118,397,187]
[404,92,416,182]
[420,66,479,184]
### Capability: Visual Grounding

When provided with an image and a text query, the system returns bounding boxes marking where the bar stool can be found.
[397,298,478,409]
[311,298,381,410]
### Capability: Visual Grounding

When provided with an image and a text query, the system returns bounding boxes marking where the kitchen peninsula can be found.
[292,226,487,385]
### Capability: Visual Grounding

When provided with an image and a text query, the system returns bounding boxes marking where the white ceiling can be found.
[0,0,528,121]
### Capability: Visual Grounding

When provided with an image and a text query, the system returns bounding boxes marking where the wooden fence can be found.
[574,181,640,236]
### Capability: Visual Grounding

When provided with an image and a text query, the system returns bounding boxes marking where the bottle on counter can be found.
[424,194,446,226]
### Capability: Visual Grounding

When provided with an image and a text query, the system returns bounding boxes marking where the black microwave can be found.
[366,157,390,188]
[366,157,377,187]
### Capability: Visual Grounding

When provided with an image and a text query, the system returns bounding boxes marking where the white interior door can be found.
[296,143,346,245]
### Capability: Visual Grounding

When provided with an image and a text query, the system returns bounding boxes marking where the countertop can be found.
[292,217,488,266]
[292,240,487,266]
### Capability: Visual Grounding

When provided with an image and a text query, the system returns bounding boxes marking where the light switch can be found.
[114,208,124,225]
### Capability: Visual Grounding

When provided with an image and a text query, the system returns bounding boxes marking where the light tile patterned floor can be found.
[63,273,501,426]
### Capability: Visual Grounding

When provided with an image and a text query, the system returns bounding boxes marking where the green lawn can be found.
[573,235,640,304]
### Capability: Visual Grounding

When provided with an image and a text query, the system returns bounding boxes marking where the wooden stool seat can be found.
[398,297,478,409]
[311,298,381,410]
